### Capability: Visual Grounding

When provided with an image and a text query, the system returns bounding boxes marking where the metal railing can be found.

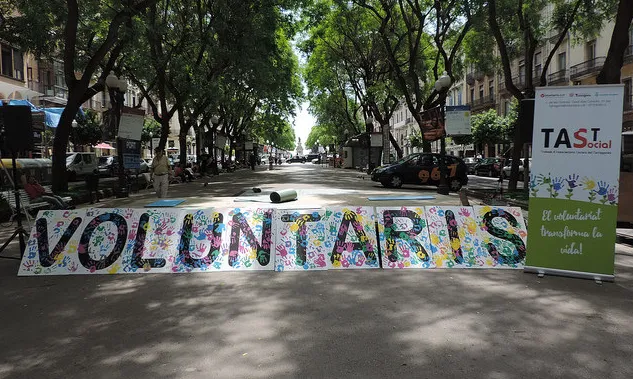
[548,69,568,85]
[470,94,495,109]
[569,57,606,79]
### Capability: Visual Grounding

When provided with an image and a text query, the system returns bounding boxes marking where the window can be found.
[13,50,23,80]
[518,60,525,81]
[457,92,462,105]
[624,78,632,109]
[82,154,93,164]
[504,101,511,116]
[1,45,12,77]
[489,80,495,99]
[534,52,542,78]
[558,52,567,71]
[470,88,474,102]
[479,85,484,99]
[586,40,596,61]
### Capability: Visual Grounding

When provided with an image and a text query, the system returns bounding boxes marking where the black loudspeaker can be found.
[1,105,33,152]
[519,98,535,143]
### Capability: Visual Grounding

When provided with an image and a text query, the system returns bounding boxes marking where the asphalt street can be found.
[0,164,631,379]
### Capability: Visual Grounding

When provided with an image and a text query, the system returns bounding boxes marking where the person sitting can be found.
[21,174,70,210]
[175,163,193,182]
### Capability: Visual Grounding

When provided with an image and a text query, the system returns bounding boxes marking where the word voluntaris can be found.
[540,128,612,149]
[19,206,527,275]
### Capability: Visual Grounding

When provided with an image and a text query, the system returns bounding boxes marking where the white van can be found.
[66,152,97,181]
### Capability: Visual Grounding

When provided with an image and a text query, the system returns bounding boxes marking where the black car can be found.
[371,153,469,191]
[287,156,306,163]
[463,157,481,174]
[306,153,320,163]
[474,157,505,177]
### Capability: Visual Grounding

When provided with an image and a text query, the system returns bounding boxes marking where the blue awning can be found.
[1,100,85,128]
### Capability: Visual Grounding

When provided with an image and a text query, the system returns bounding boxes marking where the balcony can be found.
[569,57,606,80]
[548,69,569,85]
[28,80,68,100]
[624,45,633,65]
[470,94,495,111]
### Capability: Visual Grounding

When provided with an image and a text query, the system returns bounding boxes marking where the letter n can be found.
[229,209,273,267]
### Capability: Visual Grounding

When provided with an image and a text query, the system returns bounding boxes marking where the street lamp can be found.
[106,73,129,197]
[435,71,452,195]
[365,117,374,173]
[149,131,153,158]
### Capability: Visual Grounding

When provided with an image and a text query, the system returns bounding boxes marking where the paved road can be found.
[0,164,632,379]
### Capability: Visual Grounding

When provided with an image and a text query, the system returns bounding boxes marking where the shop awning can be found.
[0,81,43,100]
[94,143,115,150]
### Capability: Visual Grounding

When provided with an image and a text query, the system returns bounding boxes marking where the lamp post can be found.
[106,73,129,198]
[434,71,452,195]
[149,131,153,158]
[365,117,374,173]
[210,116,219,174]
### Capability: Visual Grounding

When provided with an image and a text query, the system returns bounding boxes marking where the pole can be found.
[437,103,450,195]
[113,90,127,198]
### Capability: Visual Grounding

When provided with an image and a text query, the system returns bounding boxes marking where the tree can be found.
[2,0,157,191]
[71,109,103,148]
[597,0,633,84]
[303,2,404,160]
[471,109,508,149]
[483,0,614,190]
[355,0,479,149]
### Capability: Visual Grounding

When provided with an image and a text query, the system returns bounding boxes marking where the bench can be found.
[0,187,73,220]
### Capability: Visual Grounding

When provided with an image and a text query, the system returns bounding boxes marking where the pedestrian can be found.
[249,153,256,171]
[151,147,170,198]
[85,169,100,204]
[268,155,274,170]
[21,173,70,210]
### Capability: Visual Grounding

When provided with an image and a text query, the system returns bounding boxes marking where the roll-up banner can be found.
[525,85,624,281]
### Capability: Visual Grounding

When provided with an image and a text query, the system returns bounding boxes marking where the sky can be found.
[290,102,314,151]
[289,39,316,153]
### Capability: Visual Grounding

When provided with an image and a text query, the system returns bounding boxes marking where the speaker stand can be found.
[0,152,27,260]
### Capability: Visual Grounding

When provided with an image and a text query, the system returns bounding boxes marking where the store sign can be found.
[445,105,471,136]
[121,138,141,170]
[525,85,624,281]
[19,206,527,276]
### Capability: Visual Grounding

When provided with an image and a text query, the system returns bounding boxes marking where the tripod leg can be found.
[0,227,26,259]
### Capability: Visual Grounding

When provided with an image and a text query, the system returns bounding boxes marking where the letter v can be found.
[35,216,83,267]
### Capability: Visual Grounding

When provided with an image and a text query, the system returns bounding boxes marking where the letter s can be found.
[573,128,587,148]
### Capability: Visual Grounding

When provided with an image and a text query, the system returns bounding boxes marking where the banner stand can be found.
[524,266,614,283]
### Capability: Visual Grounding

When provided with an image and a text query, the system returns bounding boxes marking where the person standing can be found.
[249,153,256,171]
[151,147,170,198]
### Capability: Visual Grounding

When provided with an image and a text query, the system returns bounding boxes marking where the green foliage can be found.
[71,110,102,147]
[141,118,162,143]
[471,109,510,146]
[408,132,425,149]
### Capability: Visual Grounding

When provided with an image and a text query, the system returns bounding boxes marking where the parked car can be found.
[501,158,531,181]
[98,156,119,177]
[287,156,305,163]
[474,157,505,177]
[306,154,320,163]
[371,153,469,191]
[66,152,97,181]
[463,157,481,174]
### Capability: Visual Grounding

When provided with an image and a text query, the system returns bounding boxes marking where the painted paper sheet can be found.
[426,206,488,268]
[172,209,225,272]
[526,85,623,279]
[213,207,275,271]
[273,209,330,271]
[376,206,434,269]
[473,206,527,268]
[325,207,379,269]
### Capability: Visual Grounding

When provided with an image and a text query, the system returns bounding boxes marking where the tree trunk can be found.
[158,118,169,150]
[389,131,403,159]
[178,111,189,166]
[52,94,83,192]
[596,0,633,84]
